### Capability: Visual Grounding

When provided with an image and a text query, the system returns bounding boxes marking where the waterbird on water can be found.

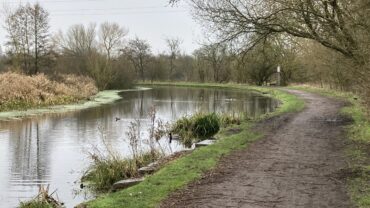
[169,132,173,144]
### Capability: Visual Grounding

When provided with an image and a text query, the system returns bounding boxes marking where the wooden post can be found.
[277,65,281,86]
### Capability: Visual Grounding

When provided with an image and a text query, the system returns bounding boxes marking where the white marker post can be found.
[277,65,281,86]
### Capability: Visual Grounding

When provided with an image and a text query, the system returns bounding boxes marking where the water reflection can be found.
[0,86,278,207]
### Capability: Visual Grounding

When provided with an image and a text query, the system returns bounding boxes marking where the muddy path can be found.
[161,89,353,208]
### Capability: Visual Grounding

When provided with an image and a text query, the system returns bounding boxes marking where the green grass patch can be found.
[86,82,304,208]
[289,85,370,208]
[19,201,53,208]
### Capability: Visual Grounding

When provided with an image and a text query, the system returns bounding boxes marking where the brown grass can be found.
[0,72,98,111]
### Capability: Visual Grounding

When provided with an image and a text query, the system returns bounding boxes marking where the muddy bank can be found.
[161,89,352,208]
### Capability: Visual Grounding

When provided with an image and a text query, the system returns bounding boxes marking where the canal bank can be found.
[1,85,278,208]
[0,88,151,121]
[84,83,304,208]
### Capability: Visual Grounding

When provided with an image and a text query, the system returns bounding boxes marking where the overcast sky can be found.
[0,0,203,54]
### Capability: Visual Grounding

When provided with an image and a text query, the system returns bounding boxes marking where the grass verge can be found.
[290,85,370,208]
[86,82,304,208]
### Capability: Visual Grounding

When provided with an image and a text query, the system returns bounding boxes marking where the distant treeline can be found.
[0,2,304,90]
[0,1,369,108]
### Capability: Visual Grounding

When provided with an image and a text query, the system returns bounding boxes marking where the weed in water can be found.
[19,185,64,208]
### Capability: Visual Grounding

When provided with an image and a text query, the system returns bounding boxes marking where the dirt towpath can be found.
[161,89,352,208]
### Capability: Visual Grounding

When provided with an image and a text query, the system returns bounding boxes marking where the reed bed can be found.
[0,72,98,111]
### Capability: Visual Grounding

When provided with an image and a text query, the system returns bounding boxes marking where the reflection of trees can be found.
[4,88,277,177]
[139,90,144,117]
[8,120,51,186]
[213,90,217,113]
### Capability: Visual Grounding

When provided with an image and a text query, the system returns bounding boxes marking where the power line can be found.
[1,0,102,4]
[0,1,191,19]
[50,9,188,16]
[49,5,188,13]
[0,1,190,15]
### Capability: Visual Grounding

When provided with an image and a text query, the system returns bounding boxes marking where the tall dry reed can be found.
[0,72,97,111]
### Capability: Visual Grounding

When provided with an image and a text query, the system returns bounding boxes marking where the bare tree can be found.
[5,3,50,74]
[193,50,207,82]
[169,0,180,5]
[189,0,366,59]
[244,42,280,86]
[99,22,128,60]
[30,3,49,74]
[165,37,182,79]
[123,37,152,81]
[57,23,97,57]
[195,44,230,82]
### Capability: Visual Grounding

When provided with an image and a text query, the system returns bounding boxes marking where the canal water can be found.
[0,86,278,207]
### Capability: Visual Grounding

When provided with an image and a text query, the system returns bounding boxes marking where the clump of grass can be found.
[82,123,162,192]
[83,106,167,192]
[0,72,97,111]
[19,185,64,208]
[192,113,220,139]
[172,113,221,147]
[82,151,160,192]
[19,201,52,208]
[172,116,194,147]
[218,113,243,127]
